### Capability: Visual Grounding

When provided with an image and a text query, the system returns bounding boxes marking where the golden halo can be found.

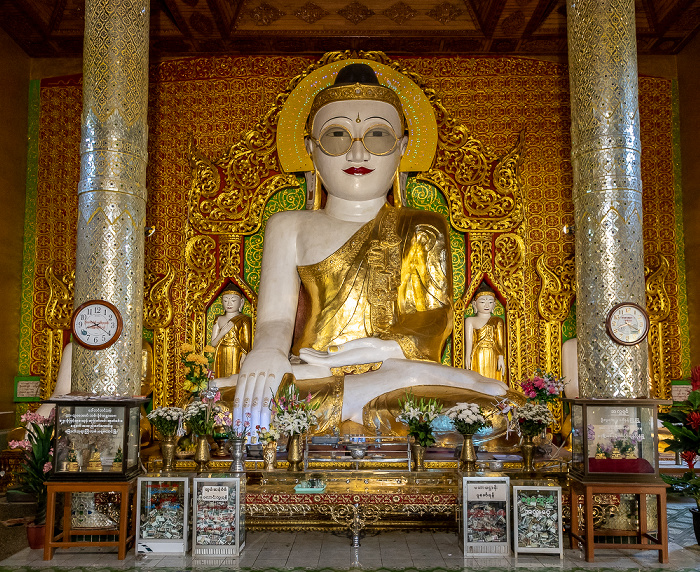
[278,58,437,174]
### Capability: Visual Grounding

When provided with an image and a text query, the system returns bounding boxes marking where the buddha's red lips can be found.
[343,167,374,175]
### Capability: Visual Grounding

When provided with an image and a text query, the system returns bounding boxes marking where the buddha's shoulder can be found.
[266,209,319,234]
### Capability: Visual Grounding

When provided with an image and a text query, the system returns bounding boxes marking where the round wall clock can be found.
[606,302,650,346]
[71,300,123,350]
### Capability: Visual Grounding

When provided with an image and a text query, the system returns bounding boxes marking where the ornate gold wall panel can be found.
[29,54,685,411]
[567,0,649,398]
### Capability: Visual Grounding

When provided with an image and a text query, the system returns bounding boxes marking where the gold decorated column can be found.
[72,0,150,395]
[567,0,649,397]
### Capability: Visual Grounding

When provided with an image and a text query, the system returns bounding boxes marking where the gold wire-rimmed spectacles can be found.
[311,124,399,157]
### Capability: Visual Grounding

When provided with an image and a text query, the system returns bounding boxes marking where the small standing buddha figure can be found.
[464,284,506,382]
[211,285,252,379]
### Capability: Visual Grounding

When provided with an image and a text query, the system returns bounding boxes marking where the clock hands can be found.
[85,320,111,335]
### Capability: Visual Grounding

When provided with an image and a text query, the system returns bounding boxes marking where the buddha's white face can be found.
[307,100,407,202]
[222,293,243,312]
[472,295,495,314]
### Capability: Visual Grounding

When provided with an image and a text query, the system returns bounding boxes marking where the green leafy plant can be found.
[659,366,700,508]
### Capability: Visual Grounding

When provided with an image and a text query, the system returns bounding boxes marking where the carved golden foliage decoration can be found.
[469,233,493,275]
[219,236,242,280]
[645,253,670,323]
[189,140,300,236]
[494,234,525,312]
[645,253,671,400]
[419,128,524,232]
[185,235,217,314]
[452,298,465,369]
[44,268,75,330]
[144,261,175,329]
[536,254,576,322]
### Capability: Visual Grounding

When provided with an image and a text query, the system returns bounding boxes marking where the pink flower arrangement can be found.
[520,369,564,405]
[9,409,54,524]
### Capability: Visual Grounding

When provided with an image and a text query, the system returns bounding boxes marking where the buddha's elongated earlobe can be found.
[304,169,322,210]
[394,170,407,207]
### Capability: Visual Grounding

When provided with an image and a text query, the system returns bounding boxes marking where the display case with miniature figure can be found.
[136,476,189,554]
[192,475,246,556]
[49,397,146,480]
[566,398,668,482]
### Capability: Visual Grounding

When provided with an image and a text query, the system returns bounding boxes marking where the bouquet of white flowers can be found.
[515,402,555,436]
[147,406,184,437]
[397,393,443,447]
[270,382,319,436]
[184,401,220,436]
[445,402,492,435]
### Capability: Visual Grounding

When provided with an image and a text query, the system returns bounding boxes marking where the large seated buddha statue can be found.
[220,63,509,433]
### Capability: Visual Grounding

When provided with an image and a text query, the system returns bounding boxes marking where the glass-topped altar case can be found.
[565,398,669,482]
[49,397,146,480]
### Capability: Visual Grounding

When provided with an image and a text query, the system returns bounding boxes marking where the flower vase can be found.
[287,434,304,471]
[194,434,210,472]
[520,433,536,472]
[410,442,426,471]
[229,439,245,472]
[26,522,45,550]
[460,433,477,472]
[263,441,278,470]
[160,434,177,472]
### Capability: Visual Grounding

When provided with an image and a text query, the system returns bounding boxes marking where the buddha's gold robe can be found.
[289,204,454,434]
[469,316,506,381]
[293,203,453,361]
[213,314,252,379]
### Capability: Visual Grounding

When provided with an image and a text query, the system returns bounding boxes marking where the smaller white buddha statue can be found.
[464,285,506,382]
[210,284,252,379]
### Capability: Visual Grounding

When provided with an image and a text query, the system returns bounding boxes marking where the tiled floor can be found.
[2,498,700,571]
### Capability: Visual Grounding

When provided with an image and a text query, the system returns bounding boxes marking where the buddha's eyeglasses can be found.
[311,124,399,157]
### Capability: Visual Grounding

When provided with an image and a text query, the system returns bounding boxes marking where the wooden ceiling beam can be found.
[158,0,192,38]
[658,0,694,34]
[12,0,48,38]
[483,0,508,38]
[641,0,659,33]
[522,0,560,38]
[227,0,245,37]
[48,0,67,34]
[205,0,230,39]
[464,0,487,35]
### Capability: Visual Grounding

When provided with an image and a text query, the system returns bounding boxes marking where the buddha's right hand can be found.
[233,348,293,432]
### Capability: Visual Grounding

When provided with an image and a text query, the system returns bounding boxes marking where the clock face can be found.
[606,303,649,346]
[72,300,123,350]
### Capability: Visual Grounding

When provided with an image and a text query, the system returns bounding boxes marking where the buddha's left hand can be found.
[299,337,404,367]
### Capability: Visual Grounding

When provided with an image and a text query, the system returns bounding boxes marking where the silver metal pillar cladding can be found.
[72,0,150,395]
[567,0,649,398]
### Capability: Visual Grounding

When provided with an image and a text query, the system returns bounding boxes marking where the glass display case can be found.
[50,397,146,480]
[512,485,563,557]
[566,398,668,482]
[458,475,510,556]
[192,475,245,556]
[136,476,189,554]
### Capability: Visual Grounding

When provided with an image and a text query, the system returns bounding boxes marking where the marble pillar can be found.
[567,0,649,398]
[72,0,150,395]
